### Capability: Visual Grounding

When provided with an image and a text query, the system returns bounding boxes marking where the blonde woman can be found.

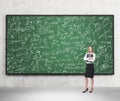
[82,46,96,93]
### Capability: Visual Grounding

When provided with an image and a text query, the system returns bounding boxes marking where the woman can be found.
[82,46,96,93]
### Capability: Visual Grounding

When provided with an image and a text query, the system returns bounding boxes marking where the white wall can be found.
[0,0,120,87]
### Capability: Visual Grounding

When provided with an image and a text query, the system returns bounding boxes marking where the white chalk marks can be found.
[6,15,114,74]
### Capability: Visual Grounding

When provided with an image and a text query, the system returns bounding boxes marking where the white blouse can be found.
[84,52,96,64]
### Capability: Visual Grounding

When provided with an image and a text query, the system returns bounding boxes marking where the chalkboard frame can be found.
[6,14,114,75]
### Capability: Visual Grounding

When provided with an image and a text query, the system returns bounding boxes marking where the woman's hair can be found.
[88,46,94,52]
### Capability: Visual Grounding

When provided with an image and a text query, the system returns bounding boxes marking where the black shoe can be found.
[89,88,93,93]
[82,88,88,93]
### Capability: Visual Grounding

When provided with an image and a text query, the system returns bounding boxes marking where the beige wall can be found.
[0,0,120,87]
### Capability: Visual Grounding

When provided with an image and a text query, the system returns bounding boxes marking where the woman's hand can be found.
[88,57,93,61]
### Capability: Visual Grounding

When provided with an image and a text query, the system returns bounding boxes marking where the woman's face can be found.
[88,47,92,53]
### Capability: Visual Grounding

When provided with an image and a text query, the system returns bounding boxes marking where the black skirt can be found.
[85,64,94,78]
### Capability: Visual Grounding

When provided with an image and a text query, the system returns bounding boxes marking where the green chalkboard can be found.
[6,15,114,75]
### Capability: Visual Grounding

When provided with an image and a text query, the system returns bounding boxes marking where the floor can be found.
[0,87,120,101]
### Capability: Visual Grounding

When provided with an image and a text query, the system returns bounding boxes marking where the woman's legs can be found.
[85,77,88,89]
[90,78,94,90]
[82,77,88,93]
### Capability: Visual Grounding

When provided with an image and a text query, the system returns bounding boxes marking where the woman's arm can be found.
[88,53,96,62]
[83,53,89,61]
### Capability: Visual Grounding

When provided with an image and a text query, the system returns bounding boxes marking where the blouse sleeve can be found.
[88,53,96,62]
[83,53,89,61]
[92,53,96,62]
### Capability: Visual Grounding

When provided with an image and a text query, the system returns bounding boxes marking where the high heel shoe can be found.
[82,88,88,93]
[89,88,93,93]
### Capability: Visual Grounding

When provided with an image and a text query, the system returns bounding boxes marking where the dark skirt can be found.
[85,64,94,78]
